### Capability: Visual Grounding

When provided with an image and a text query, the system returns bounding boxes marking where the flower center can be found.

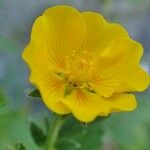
[55,71,96,97]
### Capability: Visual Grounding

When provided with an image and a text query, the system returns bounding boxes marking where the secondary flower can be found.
[23,5,149,122]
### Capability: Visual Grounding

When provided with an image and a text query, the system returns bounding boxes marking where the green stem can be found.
[45,114,65,150]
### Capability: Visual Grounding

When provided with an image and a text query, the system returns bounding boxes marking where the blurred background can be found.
[0,0,150,150]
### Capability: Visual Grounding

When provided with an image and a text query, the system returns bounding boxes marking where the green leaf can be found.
[0,108,38,150]
[15,143,26,150]
[28,89,41,98]
[30,122,46,146]
[56,116,104,150]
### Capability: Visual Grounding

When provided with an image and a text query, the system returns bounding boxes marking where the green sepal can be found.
[28,89,41,98]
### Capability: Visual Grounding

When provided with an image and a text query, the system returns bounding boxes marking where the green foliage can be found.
[30,122,47,146]
[29,114,104,150]
[0,107,39,150]
[15,143,26,150]
[56,117,104,150]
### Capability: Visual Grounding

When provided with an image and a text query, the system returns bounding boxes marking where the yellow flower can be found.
[22,5,149,122]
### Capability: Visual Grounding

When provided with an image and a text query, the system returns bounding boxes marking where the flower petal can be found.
[23,43,70,114]
[22,5,86,114]
[61,89,136,122]
[99,93,137,116]
[38,73,70,114]
[61,89,103,122]
[23,42,50,85]
[116,66,149,92]
[31,5,86,71]
[80,12,129,57]
[88,38,149,97]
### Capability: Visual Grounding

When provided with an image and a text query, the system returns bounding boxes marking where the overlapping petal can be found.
[31,5,86,71]
[23,43,70,114]
[23,42,50,86]
[61,89,136,122]
[39,73,70,114]
[87,38,149,97]
[80,12,129,59]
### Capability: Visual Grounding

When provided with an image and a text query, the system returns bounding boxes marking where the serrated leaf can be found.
[30,122,46,146]
[57,116,104,150]
[28,89,41,98]
[15,143,26,150]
